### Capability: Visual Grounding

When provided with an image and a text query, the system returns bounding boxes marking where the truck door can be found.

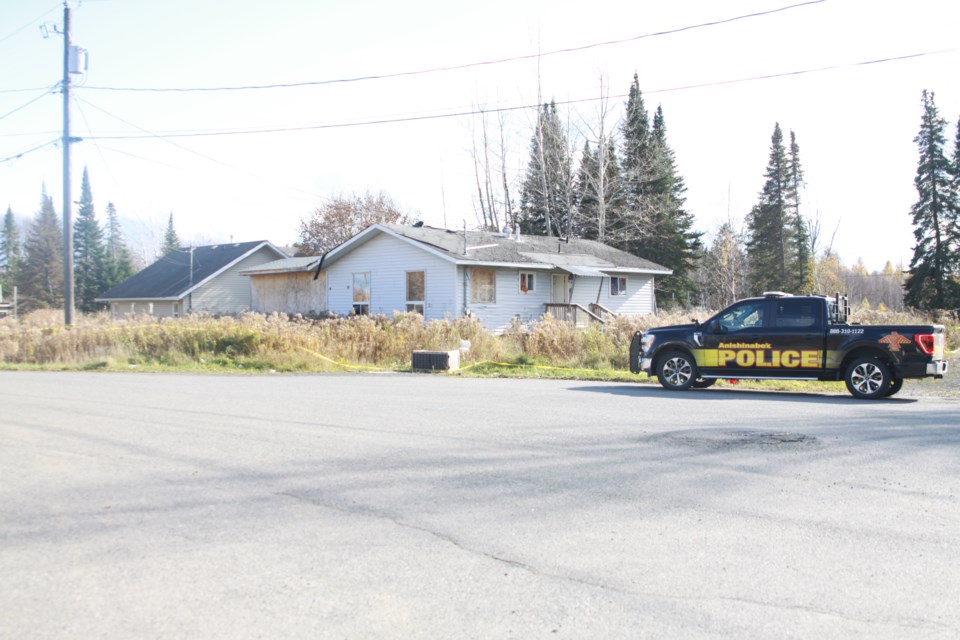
[764,297,825,375]
[699,298,770,376]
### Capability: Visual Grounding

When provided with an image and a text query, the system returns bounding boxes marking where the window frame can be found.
[519,271,535,294]
[406,270,425,314]
[352,272,371,315]
[610,276,628,296]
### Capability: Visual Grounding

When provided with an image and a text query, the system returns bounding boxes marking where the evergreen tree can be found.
[747,123,794,294]
[904,90,960,309]
[518,100,573,237]
[787,131,813,293]
[162,212,181,256]
[636,106,702,307]
[73,168,108,312]
[20,188,63,310]
[104,202,136,288]
[615,73,655,252]
[1,206,21,293]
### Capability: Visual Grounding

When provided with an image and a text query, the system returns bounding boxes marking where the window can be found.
[471,268,496,304]
[610,276,628,296]
[716,300,766,332]
[406,271,425,314]
[353,272,370,315]
[519,272,535,293]
[173,302,180,318]
[775,299,818,328]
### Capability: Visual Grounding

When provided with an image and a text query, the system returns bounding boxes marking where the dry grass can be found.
[0,305,954,373]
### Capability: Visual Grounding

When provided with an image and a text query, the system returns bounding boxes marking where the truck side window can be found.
[775,299,819,329]
[716,301,765,332]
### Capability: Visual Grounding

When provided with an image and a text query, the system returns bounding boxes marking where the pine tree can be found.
[786,131,813,293]
[747,123,794,294]
[73,168,108,312]
[104,202,135,288]
[616,73,654,252]
[636,106,702,307]
[162,212,181,256]
[904,91,960,309]
[1,206,21,293]
[518,101,573,237]
[20,188,63,310]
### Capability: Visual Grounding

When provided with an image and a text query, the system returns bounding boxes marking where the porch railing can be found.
[544,303,605,327]
[588,303,617,321]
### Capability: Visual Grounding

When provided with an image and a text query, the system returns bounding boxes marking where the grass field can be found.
[1,307,956,396]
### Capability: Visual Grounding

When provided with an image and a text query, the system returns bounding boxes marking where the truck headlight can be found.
[641,333,655,353]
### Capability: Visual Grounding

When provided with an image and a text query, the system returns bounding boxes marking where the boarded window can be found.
[406,271,425,314]
[471,268,496,304]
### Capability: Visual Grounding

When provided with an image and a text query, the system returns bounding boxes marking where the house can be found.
[241,224,671,333]
[97,240,288,318]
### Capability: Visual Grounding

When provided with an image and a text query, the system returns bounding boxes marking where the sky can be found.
[1,0,958,272]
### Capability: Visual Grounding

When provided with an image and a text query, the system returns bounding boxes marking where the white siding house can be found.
[243,224,670,333]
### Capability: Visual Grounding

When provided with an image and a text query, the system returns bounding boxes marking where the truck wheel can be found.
[845,357,891,399]
[692,379,717,389]
[884,377,904,397]
[656,350,697,391]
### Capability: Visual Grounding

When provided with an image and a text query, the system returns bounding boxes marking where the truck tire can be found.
[845,357,891,399]
[656,350,697,391]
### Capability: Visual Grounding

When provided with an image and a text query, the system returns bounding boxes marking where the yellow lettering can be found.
[756,350,774,367]
[736,350,755,367]
[718,349,736,366]
[781,351,800,368]
[801,351,820,368]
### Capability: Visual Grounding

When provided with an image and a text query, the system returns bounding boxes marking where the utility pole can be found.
[61,1,75,325]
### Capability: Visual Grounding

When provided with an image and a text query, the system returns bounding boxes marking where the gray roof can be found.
[239,256,321,275]
[242,224,672,277]
[361,224,671,273]
[97,241,287,301]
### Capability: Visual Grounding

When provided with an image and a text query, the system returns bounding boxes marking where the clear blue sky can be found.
[1,0,958,270]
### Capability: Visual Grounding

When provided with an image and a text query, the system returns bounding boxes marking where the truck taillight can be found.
[914,333,935,356]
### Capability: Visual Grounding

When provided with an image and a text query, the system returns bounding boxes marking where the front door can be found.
[552,274,568,304]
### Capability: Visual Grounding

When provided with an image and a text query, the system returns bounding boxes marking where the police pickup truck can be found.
[629,292,948,399]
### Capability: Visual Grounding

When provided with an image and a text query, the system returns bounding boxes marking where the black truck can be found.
[629,292,948,399]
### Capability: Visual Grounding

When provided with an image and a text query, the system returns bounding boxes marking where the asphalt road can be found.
[1,372,958,639]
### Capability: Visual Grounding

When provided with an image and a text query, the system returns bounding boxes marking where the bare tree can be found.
[696,219,747,309]
[298,191,412,255]
[470,107,517,231]
[572,75,623,242]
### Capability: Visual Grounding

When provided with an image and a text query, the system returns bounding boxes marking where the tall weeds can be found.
[0,306,955,371]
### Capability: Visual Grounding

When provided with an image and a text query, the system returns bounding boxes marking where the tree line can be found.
[0,168,138,313]
[466,78,959,311]
[7,82,957,317]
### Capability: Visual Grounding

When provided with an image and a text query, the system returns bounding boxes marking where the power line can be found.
[76,0,826,93]
[0,2,61,47]
[74,96,325,201]
[0,85,57,123]
[0,138,60,165]
[78,48,959,141]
